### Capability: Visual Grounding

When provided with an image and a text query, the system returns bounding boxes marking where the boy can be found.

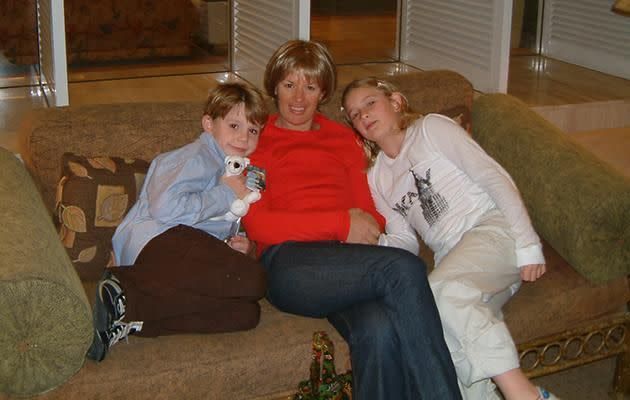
[88,82,269,361]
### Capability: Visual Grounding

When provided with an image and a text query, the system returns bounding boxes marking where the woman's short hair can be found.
[264,40,336,105]
[203,82,269,127]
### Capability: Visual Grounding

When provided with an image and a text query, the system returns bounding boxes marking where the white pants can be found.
[429,210,522,400]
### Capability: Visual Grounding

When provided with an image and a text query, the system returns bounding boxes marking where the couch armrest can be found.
[0,148,93,396]
[472,93,630,284]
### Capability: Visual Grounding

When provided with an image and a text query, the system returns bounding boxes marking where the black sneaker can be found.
[96,270,126,324]
[87,320,143,361]
[87,270,130,361]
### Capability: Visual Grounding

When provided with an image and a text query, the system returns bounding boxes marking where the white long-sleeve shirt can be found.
[112,132,238,266]
[369,114,544,267]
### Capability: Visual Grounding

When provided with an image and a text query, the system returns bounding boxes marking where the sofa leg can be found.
[612,324,630,397]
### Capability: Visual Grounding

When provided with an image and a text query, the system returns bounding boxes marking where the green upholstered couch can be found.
[1,70,628,399]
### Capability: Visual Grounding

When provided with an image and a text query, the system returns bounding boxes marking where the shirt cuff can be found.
[515,243,545,267]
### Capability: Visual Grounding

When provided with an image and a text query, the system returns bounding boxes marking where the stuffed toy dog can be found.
[222,155,264,221]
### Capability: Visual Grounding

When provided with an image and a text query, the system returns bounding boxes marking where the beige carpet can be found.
[532,357,623,399]
[272,357,622,399]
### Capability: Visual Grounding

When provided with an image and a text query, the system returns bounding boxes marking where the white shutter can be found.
[232,0,310,88]
[37,0,68,106]
[542,0,630,80]
[400,0,511,93]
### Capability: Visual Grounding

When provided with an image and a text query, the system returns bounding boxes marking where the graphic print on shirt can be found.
[411,168,449,226]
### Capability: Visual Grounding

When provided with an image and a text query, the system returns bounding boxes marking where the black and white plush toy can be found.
[222,155,263,221]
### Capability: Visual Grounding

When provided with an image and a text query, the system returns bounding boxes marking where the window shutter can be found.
[542,0,630,80]
[232,0,310,87]
[400,0,511,93]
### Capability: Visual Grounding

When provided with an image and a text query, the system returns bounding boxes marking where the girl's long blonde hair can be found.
[341,77,422,166]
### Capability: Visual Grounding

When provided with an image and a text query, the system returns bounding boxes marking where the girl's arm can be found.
[422,114,544,266]
[369,176,420,255]
[146,151,235,225]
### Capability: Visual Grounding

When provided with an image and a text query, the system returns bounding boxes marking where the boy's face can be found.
[202,103,261,157]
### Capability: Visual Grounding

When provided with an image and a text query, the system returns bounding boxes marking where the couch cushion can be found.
[29,284,351,400]
[56,153,149,281]
[504,243,630,343]
[0,148,93,397]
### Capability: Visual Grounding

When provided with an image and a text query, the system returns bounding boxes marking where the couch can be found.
[1,70,628,399]
[1,0,198,66]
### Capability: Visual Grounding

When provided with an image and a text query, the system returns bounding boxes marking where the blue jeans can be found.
[261,241,461,400]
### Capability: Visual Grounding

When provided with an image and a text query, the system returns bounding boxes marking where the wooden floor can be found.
[1,10,629,151]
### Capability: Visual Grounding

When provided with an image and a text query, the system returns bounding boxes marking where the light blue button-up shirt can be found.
[112,132,238,266]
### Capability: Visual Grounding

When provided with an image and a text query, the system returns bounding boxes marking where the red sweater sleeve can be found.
[243,114,384,256]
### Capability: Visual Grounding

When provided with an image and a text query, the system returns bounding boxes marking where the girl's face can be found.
[275,71,324,131]
[343,86,404,144]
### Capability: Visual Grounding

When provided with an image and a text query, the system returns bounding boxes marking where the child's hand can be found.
[221,173,251,199]
[520,263,546,282]
[227,235,255,257]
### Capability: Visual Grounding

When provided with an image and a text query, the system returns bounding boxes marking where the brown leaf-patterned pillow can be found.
[55,153,149,281]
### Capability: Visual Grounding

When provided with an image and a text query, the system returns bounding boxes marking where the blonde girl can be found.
[342,77,557,400]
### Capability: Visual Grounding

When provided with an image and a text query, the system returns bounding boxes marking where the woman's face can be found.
[275,71,324,131]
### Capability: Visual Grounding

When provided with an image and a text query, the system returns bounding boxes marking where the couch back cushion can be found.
[29,70,472,214]
[29,101,202,211]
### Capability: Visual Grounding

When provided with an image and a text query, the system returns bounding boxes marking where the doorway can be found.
[511,0,542,55]
[310,0,399,65]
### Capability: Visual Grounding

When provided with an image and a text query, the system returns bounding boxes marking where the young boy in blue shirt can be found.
[88,82,269,361]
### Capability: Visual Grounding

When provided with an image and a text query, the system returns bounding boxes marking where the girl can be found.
[341,77,558,400]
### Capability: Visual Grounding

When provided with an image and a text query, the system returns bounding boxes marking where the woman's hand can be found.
[227,235,256,257]
[346,208,381,245]
[520,263,546,282]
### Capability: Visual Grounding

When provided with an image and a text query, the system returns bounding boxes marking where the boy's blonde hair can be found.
[264,40,336,105]
[341,77,422,166]
[203,82,269,127]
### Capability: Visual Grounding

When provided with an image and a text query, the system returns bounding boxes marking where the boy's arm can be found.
[421,114,544,267]
[146,152,236,225]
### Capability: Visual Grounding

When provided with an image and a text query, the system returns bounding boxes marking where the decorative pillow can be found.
[55,153,149,280]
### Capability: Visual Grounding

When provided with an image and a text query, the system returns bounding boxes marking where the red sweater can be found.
[243,113,385,258]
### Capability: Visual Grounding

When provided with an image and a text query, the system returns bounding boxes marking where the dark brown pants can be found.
[113,225,266,337]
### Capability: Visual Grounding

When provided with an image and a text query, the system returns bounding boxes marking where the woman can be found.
[242,40,461,400]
